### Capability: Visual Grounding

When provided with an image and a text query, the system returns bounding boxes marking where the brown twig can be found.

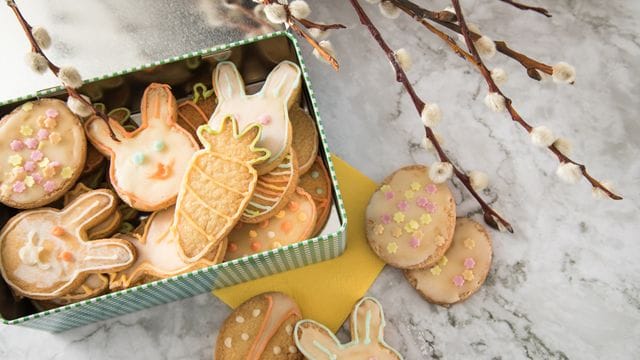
[6,0,119,142]
[297,18,346,31]
[388,0,554,80]
[348,0,514,232]
[498,0,551,18]
[451,0,621,200]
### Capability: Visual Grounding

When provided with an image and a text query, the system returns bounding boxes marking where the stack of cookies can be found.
[0,60,332,308]
[365,166,493,306]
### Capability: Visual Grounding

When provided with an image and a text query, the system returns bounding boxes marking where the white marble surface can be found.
[1,0,639,359]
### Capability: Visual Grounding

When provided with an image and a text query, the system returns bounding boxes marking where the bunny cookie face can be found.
[0,189,136,299]
[295,297,403,359]
[86,83,199,211]
[210,61,301,175]
[0,99,86,209]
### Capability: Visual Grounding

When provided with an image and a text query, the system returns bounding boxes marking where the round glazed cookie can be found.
[365,165,456,269]
[404,218,492,306]
[215,292,303,360]
[0,99,86,209]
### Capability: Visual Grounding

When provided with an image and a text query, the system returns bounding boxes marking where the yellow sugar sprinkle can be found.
[249,230,258,238]
[38,158,50,168]
[463,269,475,281]
[430,266,442,276]
[8,155,23,166]
[275,210,286,219]
[380,184,391,192]
[386,242,398,254]
[420,214,432,225]
[21,102,33,112]
[393,212,405,223]
[24,176,35,188]
[403,190,415,199]
[20,125,33,136]
[464,238,476,250]
[60,166,73,179]
[410,182,421,191]
[438,255,448,267]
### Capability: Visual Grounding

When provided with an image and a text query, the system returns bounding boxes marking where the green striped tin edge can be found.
[2,31,348,330]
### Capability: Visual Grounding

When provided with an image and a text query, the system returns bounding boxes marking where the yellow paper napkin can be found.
[213,155,385,332]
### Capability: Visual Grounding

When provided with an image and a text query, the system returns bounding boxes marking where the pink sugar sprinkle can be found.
[24,138,38,150]
[12,181,26,193]
[43,180,56,193]
[425,202,437,214]
[425,184,437,194]
[416,197,429,208]
[384,191,394,200]
[37,128,50,140]
[9,140,24,151]
[409,236,421,248]
[32,173,43,184]
[453,275,465,288]
[464,257,476,269]
[49,161,61,168]
[45,108,59,118]
[397,200,408,211]
[30,150,43,162]
[380,214,391,224]
[257,114,271,125]
[24,161,36,172]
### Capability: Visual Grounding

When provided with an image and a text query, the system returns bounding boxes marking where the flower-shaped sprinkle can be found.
[384,191,395,200]
[410,181,421,191]
[425,183,438,194]
[464,238,475,250]
[391,227,402,238]
[430,266,442,276]
[387,242,398,254]
[462,270,474,281]
[464,257,476,269]
[420,213,432,225]
[404,190,415,199]
[409,236,421,248]
[380,213,391,224]
[374,224,384,235]
[393,212,405,223]
[452,275,465,288]
[438,255,448,267]
[397,200,408,211]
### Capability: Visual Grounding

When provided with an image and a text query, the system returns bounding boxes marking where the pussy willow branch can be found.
[388,0,553,80]
[6,0,119,141]
[498,0,551,18]
[258,0,345,70]
[349,0,513,233]
[450,0,621,200]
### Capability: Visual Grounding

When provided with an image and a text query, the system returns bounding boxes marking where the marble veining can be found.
[0,0,639,359]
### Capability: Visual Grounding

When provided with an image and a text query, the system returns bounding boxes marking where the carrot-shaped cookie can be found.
[172,118,270,262]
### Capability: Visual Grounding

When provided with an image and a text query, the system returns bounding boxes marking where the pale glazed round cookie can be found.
[215,292,303,360]
[404,218,493,306]
[0,99,86,209]
[365,165,456,269]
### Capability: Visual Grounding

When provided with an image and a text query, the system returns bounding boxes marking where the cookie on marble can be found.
[298,157,332,236]
[289,106,318,175]
[226,187,317,261]
[215,292,303,360]
[404,218,492,306]
[294,297,403,359]
[0,99,86,209]
[365,165,456,269]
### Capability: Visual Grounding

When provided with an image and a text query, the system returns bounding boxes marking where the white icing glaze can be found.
[86,83,198,211]
[224,337,232,348]
[209,61,300,171]
[294,297,403,359]
[0,190,135,298]
[252,308,261,317]
[236,315,245,323]
[241,333,250,341]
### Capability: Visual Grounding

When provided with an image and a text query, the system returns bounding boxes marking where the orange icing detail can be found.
[280,221,293,234]
[51,226,66,237]
[58,251,75,262]
[148,160,174,180]
[228,243,238,252]
[259,220,270,229]
[287,201,300,212]
[251,241,262,251]
[245,294,301,359]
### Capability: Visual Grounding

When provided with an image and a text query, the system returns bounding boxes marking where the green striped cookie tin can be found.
[0,31,347,332]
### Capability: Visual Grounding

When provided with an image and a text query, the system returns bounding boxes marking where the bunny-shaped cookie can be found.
[85,83,199,211]
[209,61,301,175]
[0,189,136,300]
[294,297,403,359]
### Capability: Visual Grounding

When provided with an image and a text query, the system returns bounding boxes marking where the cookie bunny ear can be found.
[59,189,118,234]
[212,61,245,101]
[85,115,128,154]
[141,83,178,128]
[262,61,301,101]
[294,320,344,360]
[77,238,136,273]
[352,297,385,346]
